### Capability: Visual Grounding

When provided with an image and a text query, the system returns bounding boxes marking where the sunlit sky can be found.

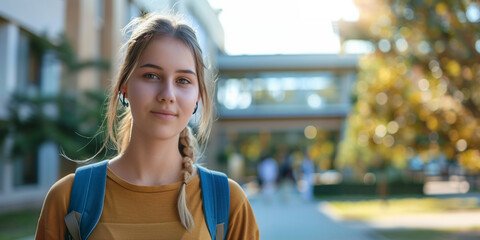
[207,0,359,55]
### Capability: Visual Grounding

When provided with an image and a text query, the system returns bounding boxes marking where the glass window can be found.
[217,71,354,117]
[16,30,42,96]
[13,151,38,187]
[13,30,42,187]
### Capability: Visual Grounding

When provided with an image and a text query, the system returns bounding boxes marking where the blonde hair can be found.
[104,13,214,231]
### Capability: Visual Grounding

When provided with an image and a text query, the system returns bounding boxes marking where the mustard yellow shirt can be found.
[35,167,259,239]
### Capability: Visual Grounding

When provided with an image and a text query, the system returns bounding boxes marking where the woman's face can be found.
[126,36,199,141]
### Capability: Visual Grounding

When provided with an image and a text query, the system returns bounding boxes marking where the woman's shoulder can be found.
[225,178,260,239]
[227,178,249,208]
[227,179,246,197]
[36,174,75,239]
[44,173,75,204]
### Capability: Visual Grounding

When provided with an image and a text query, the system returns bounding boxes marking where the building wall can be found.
[0,0,64,38]
[209,54,359,179]
[0,0,64,212]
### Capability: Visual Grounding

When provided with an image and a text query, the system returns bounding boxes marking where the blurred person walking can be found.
[257,153,279,204]
[278,148,295,203]
[300,151,315,202]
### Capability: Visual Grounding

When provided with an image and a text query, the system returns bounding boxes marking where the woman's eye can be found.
[144,73,158,79]
[177,78,191,84]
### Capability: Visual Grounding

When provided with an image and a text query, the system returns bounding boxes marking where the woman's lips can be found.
[151,111,177,119]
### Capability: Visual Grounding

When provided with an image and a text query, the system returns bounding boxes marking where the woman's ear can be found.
[119,83,129,108]
[192,102,198,115]
[122,84,128,98]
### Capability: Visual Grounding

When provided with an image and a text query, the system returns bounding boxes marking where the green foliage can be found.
[5,91,110,161]
[31,33,110,73]
[0,32,114,163]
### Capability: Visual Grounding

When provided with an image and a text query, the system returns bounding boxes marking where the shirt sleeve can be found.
[35,174,74,240]
[226,179,260,240]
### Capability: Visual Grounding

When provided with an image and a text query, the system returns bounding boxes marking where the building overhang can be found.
[218,54,360,73]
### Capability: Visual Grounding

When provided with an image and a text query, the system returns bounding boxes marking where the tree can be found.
[337,0,480,179]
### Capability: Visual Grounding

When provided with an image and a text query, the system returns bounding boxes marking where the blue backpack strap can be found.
[66,160,109,240]
[197,165,230,240]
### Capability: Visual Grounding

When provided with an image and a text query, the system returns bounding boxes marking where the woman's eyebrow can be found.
[139,63,196,76]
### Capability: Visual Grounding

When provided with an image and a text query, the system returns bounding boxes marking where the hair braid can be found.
[177,127,196,231]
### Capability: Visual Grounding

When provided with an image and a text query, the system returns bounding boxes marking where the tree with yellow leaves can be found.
[337,0,480,179]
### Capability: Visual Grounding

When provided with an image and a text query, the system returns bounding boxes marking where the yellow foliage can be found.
[459,121,476,140]
[419,151,429,163]
[395,62,407,75]
[458,150,480,172]
[428,143,440,158]
[378,68,393,87]
[444,145,455,159]
[435,2,448,16]
[392,145,407,168]
[399,27,412,38]
[321,141,335,156]
[448,129,459,142]
[319,158,332,170]
[337,0,479,174]
[309,143,322,159]
[426,116,439,131]
[244,139,261,160]
[446,60,461,77]
[444,110,457,124]
[418,107,431,121]
[403,127,416,142]
[409,91,422,104]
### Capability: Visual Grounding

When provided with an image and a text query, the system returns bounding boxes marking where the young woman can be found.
[35,13,259,239]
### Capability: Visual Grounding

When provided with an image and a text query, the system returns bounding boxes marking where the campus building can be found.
[208,54,359,181]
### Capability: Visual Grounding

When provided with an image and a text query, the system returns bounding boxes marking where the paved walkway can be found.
[249,189,386,240]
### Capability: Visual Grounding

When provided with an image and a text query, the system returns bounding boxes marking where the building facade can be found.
[209,54,359,181]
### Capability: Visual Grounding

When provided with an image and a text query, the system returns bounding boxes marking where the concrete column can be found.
[77,0,100,91]
[0,23,19,118]
[0,23,18,195]
[101,0,127,89]
[65,0,101,91]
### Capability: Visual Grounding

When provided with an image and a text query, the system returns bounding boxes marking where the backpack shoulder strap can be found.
[197,165,230,240]
[65,160,109,240]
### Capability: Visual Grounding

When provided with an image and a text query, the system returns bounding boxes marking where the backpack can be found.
[64,160,230,240]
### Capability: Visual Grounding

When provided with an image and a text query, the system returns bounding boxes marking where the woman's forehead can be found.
[138,36,196,71]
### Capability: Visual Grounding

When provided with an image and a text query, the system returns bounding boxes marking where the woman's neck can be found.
[109,131,184,186]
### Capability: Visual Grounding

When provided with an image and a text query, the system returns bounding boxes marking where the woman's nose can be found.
[157,80,175,103]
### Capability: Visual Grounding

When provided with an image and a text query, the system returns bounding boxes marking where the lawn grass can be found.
[0,208,40,240]
[328,197,479,220]
[327,197,480,239]
[375,228,480,240]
